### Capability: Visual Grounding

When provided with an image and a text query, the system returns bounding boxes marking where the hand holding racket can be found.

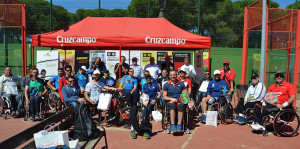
[115,78,128,91]
[264,92,278,105]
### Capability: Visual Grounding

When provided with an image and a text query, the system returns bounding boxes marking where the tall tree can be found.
[158,0,167,18]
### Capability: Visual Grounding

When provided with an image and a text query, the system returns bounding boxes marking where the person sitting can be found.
[144,57,161,80]
[196,70,212,117]
[84,70,116,106]
[61,76,85,108]
[76,66,89,91]
[161,56,174,73]
[157,69,169,89]
[114,56,129,80]
[141,74,161,139]
[179,57,196,77]
[251,72,296,131]
[24,68,48,120]
[163,70,187,133]
[0,67,22,116]
[130,57,143,78]
[234,73,266,124]
[88,57,107,75]
[100,70,116,87]
[201,70,229,122]
[58,65,75,101]
[47,68,64,92]
[177,70,192,96]
[21,68,32,92]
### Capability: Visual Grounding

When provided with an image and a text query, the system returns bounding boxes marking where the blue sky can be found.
[47,0,296,13]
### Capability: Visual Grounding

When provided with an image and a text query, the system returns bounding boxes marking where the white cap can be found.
[80,66,88,71]
[93,70,101,75]
[213,70,221,75]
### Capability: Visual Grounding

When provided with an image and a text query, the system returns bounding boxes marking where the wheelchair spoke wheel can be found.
[218,100,234,124]
[274,110,300,137]
[55,99,63,113]
[48,92,60,112]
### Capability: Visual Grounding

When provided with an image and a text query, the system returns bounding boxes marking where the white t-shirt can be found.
[85,81,105,102]
[180,64,196,76]
[144,64,161,80]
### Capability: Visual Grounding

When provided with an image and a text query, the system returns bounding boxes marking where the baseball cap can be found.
[165,56,170,59]
[213,70,221,75]
[104,70,109,73]
[93,70,101,75]
[274,72,285,78]
[251,73,259,79]
[80,66,88,71]
[132,57,138,61]
[179,70,186,73]
[223,60,230,64]
[145,74,152,78]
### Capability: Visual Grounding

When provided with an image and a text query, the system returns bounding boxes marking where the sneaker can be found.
[11,111,15,116]
[233,116,241,122]
[29,114,35,120]
[238,117,247,124]
[143,132,151,139]
[202,114,207,123]
[176,125,182,132]
[257,124,265,131]
[250,123,260,130]
[35,114,40,120]
[170,124,177,133]
[130,131,137,139]
[15,110,20,116]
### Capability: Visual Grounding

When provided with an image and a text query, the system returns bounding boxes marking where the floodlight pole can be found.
[99,0,101,17]
[198,0,200,35]
[296,0,298,9]
[148,0,150,18]
[260,0,267,83]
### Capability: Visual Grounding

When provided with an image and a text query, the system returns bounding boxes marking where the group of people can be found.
[0,55,297,139]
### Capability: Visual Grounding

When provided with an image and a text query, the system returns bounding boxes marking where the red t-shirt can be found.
[177,77,192,89]
[267,81,296,104]
[219,68,235,87]
[58,76,68,101]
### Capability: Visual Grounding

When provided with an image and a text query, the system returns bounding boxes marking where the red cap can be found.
[223,60,230,64]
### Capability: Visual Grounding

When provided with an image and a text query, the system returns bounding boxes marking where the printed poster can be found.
[157,51,173,68]
[58,50,75,74]
[141,51,157,68]
[75,50,89,72]
[36,50,58,78]
[173,52,191,70]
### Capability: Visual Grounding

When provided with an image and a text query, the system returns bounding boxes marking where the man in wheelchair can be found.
[163,70,187,133]
[234,73,266,124]
[201,70,229,122]
[251,72,296,131]
[24,68,48,120]
[0,67,22,116]
[61,76,85,108]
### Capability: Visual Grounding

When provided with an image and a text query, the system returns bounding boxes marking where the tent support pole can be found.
[64,49,67,67]
[119,46,121,78]
[32,46,35,68]
[208,48,211,71]
[129,49,131,66]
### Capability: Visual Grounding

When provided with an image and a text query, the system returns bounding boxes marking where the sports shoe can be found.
[29,114,35,120]
[11,111,15,116]
[202,114,207,123]
[233,116,241,122]
[176,125,182,132]
[143,132,151,139]
[170,124,177,133]
[35,114,40,120]
[238,117,247,124]
[250,123,260,130]
[15,110,20,116]
[256,124,265,131]
[130,131,137,139]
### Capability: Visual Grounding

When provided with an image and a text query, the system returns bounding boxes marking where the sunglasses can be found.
[66,70,72,72]
[205,73,210,75]
[132,60,137,62]
[275,75,284,78]
[68,80,75,83]
[146,77,151,80]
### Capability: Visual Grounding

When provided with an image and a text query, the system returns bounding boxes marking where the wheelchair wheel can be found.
[162,103,166,129]
[55,99,63,113]
[274,110,300,137]
[218,100,234,124]
[48,92,60,112]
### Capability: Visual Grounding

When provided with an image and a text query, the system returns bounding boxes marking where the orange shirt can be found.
[219,68,235,87]
[267,81,296,104]
[177,77,192,89]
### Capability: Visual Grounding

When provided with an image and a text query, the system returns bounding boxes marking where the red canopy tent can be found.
[31,17,211,72]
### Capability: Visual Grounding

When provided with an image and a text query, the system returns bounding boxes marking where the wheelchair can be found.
[0,92,25,120]
[23,94,50,121]
[161,102,191,134]
[260,108,300,137]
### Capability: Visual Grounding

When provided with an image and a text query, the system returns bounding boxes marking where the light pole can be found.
[50,0,52,31]
[260,0,267,83]
[198,0,200,35]
[99,0,101,17]
[148,0,150,18]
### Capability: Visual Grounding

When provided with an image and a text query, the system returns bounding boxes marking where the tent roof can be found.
[32,17,211,50]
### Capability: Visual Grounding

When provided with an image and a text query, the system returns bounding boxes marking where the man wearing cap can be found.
[161,56,174,73]
[130,57,143,78]
[234,73,266,124]
[177,70,192,96]
[114,56,129,80]
[179,57,196,77]
[100,70,115,87]
[144,57,161,80]
[84,70,116,105]
[201,70,229,122]
[48,68,64,91]
[219,60,236,94]
[163,70,187,133]
[76,66,89,91]
[251,72,296,131]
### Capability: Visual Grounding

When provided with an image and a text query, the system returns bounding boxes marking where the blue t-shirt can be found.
[77,73,88,87]
[50,75,61,89]
[143,82,160,100]
[123,76,137,91]
[163,80,186,99]
[141,78,158,92]
[206,79,229,99]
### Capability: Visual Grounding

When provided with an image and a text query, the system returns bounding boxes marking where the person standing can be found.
[179,57,196,77]
[144,57,161,80]
[161,56,174,73]
[114,56,129,80]
[130,57,143,78]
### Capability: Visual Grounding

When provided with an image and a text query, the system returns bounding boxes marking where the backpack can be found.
[73,104,99,141]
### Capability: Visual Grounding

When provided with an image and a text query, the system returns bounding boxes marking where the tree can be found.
[159,0,167,18]
[128,0,160,18]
